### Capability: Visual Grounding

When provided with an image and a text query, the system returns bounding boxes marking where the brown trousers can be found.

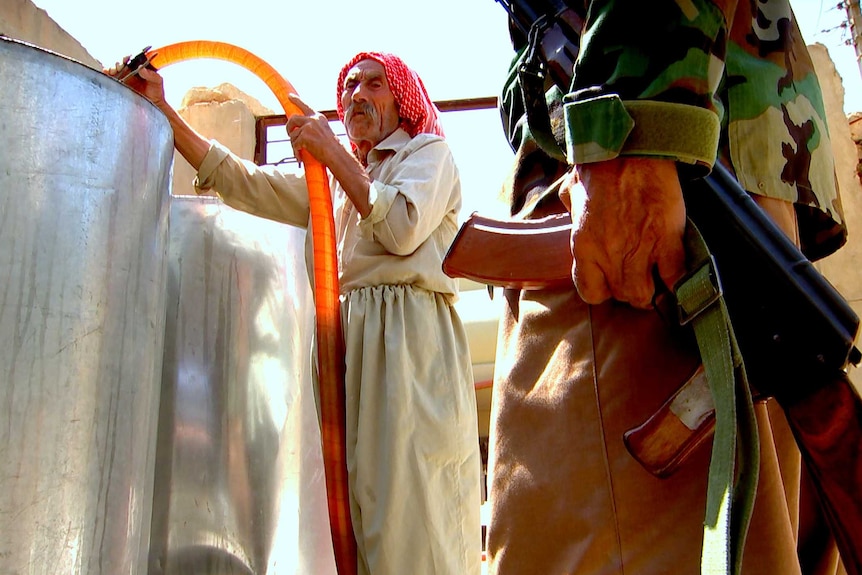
[485,199,843,574]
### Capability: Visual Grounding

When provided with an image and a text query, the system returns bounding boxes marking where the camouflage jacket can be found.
[501,0,846,261]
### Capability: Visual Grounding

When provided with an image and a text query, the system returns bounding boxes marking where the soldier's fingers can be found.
[573,257,612,306]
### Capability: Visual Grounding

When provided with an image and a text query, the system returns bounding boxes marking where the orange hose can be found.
[148,41,355,575]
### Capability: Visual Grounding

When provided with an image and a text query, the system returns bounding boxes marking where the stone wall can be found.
[809,43,862,387]
[850,113,862,184]
[1,0,99,67]
[171,87,273,198]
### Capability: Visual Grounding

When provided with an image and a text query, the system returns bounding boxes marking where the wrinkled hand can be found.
[560,157,687,309]
[286,93,343,166]
[104,57,166,108]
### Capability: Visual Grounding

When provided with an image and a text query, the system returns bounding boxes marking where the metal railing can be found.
[253,96,498,166]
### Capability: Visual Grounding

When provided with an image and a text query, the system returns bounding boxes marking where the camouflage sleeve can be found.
[562,0,846,260]
[563,0,730,170]
[722,1,846,258]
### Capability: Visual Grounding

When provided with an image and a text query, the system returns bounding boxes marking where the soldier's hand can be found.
[561,157,686,309]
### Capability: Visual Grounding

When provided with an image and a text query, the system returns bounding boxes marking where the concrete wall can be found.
[171,95,262,198]
[0,0,99,68]
[809,43,862,387]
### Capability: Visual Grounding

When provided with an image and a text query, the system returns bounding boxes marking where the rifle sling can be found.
[518,24,568,162]
[676,221,760,575]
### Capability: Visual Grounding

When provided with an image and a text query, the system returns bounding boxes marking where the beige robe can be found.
[485,199,842,574]
[195,131,483,575]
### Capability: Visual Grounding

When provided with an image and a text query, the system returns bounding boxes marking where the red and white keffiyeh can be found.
[336,51,445,139]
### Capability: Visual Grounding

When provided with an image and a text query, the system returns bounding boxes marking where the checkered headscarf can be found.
[336,52,445,140]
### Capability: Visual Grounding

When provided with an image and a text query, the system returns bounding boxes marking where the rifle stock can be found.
[621,364,716,478]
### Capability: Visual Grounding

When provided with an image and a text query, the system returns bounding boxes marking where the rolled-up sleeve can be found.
[195,140,312,229]
[358,137,459,257]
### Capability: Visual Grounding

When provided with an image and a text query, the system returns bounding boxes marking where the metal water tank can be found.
[149,195,337,575]
[0,37,172,574]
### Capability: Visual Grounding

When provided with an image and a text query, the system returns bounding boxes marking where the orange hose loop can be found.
[149,41,339,323]
[149,41,355,575]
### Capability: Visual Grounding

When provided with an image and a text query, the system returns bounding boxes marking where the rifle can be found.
[450,1,862,571]
[495,0,582,92]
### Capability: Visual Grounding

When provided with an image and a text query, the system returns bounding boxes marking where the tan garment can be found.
[344,284,481,575]
[195,131,463,300]
[194,133,482,574]
[485,286,842,574]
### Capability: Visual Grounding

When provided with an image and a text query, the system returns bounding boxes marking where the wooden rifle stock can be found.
[622,364,717,478]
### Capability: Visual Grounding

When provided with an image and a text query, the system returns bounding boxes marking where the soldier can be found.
[484,2,848,574]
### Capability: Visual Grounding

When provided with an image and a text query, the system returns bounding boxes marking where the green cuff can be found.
[564,95,720,169]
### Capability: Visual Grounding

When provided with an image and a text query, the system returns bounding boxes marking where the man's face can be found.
[340,59,400,149]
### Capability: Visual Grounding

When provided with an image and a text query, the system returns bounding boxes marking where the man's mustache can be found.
[345,102,377,122]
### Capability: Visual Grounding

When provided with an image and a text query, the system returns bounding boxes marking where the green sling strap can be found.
[675,220,760,575]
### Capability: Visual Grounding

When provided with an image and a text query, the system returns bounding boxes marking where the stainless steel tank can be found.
[149,196,337,575]
[0,38,172,574]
